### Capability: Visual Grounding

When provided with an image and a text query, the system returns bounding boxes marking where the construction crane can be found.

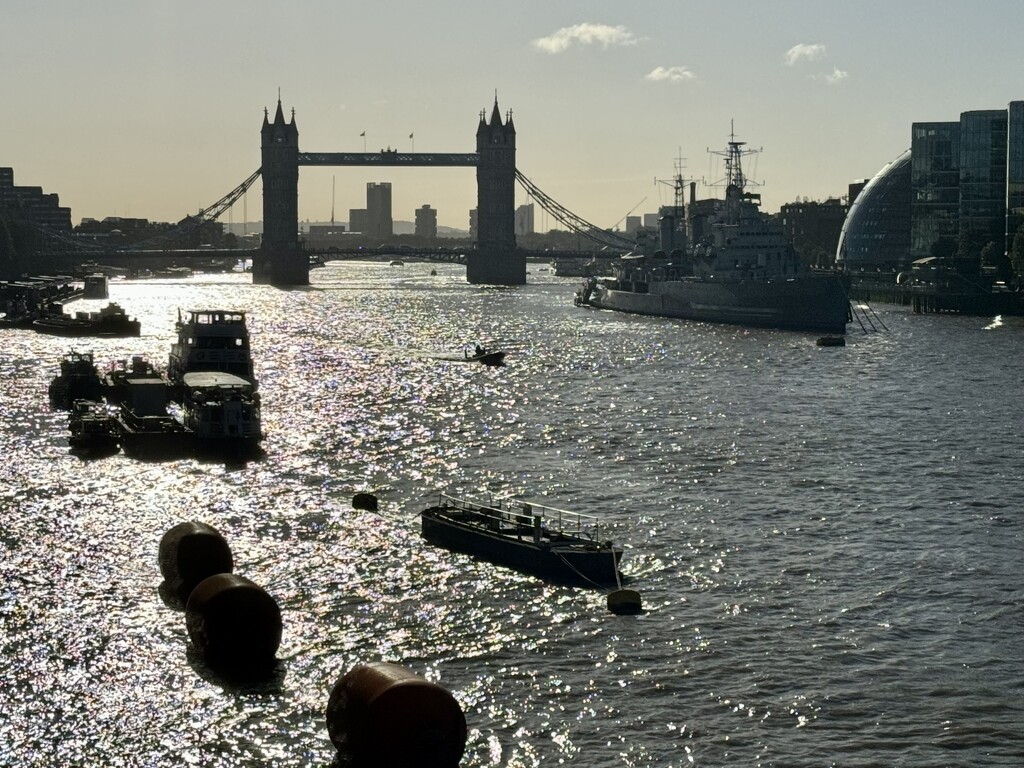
[611,197,647,231]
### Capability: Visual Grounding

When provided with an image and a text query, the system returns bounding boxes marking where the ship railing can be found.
[438,492,606,543]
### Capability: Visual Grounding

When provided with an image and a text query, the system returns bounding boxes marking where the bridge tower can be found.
[471,100,525,285]
[256,100,307,285]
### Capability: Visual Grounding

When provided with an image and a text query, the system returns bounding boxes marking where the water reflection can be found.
[1,265,1022,766]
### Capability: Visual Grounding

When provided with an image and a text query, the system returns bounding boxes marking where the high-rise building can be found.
[625,215,641,234]
[415,204,437,238]
[366,182,393,239]
[514,203,535,236]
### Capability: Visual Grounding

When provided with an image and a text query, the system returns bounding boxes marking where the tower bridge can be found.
[28,98,637,282]
[259,99,521,287]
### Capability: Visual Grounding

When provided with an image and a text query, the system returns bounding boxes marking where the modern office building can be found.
[0,167,73,232]
[910,121,961,258]
[1004,101,1024,253]
[514,203,535,236]
[366,182,393,239]
[415,204,437,239]
[838,101,1023,271]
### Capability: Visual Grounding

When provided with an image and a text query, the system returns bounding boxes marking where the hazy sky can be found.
[4,1,1023,231]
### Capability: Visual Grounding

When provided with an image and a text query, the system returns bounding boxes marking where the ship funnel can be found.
[659,214,676,253]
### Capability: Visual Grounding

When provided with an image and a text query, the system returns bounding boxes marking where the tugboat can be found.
[67,399,119,458]
[577,131,849,334]
[420,493,623,586]
[167,309,256,391]
[178,371,263,458]
[49,350,104,409]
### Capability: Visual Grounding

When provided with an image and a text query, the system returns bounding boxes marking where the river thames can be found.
[1,261,1022,767]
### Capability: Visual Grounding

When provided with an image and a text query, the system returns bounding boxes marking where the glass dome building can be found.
[836,150,912,271]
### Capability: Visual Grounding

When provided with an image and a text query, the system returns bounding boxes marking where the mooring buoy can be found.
[185,573,281,672]
[607,588,644,615]
[352,492,379,512]
[158,521,233,603]
[326,662,467,768]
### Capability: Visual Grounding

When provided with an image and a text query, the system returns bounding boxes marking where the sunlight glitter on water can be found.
[2,264,1023,766]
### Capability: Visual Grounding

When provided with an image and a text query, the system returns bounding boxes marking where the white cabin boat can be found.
[179,371,262,456]
[167,309,255,388]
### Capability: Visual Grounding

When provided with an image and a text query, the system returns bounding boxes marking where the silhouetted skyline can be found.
[5,1,1023,229]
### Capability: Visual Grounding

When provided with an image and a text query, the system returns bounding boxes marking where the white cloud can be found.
[785,43,827,66]
[645,66,697,83]
[825,67,849,84]
[532,23,638,54]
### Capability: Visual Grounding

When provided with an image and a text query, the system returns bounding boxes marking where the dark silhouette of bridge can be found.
[30,98,637,283]
[258,98,524,287]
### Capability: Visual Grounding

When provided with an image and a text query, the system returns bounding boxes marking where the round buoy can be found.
[158,521,234,602]
[185,573,281,672]
[326,662,467,768]
[607,588,643,615]
[352,492,379,512]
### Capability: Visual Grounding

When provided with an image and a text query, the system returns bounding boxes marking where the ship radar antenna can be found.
[707,123,762,197]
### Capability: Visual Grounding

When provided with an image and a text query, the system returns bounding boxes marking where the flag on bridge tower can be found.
[409,133,414,139]
[359,131,365,137]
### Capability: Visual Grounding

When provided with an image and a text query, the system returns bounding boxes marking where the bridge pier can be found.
[466,248,526,284]
[252,244,308,286]
[257,97,524,287]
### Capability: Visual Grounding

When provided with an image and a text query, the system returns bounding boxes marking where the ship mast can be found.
[708,121,762,223]
[655,149,689,244]
[725,123,746,192]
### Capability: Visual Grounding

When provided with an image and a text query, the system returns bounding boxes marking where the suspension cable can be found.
[515,169,634,251]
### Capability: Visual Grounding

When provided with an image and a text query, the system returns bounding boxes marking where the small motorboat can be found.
[464,345,506,366]
[420,493,623,586]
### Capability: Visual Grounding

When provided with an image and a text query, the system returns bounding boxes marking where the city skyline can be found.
[4,1,1023,231]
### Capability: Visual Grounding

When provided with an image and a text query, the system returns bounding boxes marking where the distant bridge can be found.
[45,246,615,273]
[307,247,618,265]
[28,99,638,282]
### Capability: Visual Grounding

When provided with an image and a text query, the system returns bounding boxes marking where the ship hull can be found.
[587,275,849,334]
